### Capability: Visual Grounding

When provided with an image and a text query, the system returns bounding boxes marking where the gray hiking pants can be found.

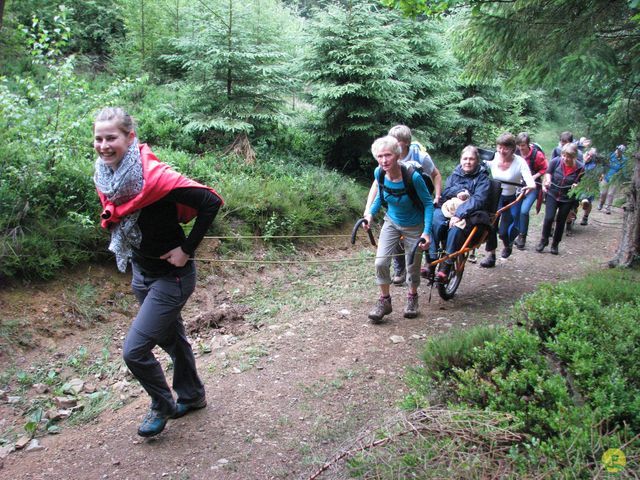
[375,216,423,288]
[123,261,205,415]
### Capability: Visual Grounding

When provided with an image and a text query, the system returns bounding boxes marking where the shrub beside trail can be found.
[348,269,640,478]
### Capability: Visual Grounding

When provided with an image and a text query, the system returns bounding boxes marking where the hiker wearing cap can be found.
[431,146,491,281]
[362,135,433,323]
[536,143,585,255]
[363,125,442,285]
[513,132,548,250]
[480,132,536,268]
[598,145,628,214]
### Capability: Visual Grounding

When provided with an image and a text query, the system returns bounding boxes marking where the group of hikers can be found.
[91,105,628,438]
[361,126,628,324]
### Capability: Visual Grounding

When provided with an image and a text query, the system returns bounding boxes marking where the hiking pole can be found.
[350,218,376,247]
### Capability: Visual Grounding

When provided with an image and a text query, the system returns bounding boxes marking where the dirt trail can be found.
[0,208,619,480]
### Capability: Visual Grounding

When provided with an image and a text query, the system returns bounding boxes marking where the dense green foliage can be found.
[0,0,635,279]
[303,1,459,173]
[161,1,301,146]
[369,269,639,477]
[386,0,640,149]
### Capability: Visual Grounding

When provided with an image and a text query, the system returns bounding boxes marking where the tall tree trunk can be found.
[0,0,5,31]
[608,150,640,268]
[140,0,146,63]
[465,126,473,146]
[226,0,233,98]
[174,0,180,37]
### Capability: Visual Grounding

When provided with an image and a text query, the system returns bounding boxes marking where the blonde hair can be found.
[371,136,401,157]
[561,142,578,158]
[94,107,136,135]
[388,125,412,144]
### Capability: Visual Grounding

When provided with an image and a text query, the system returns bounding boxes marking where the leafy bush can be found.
[422,325,500,379]
[155,147,366,237]
[0,20,366,281]
[398,269,640,477]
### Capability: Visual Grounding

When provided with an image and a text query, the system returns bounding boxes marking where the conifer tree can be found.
[162,0,299,150]
[304,1,459,173]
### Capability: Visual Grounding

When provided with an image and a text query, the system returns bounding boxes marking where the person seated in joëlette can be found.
[431,146,491,280]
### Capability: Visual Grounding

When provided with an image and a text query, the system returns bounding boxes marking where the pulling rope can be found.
[203,234,352,240]
[191,252,405,265]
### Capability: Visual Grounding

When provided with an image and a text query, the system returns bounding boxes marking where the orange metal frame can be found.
[427,191,526,271]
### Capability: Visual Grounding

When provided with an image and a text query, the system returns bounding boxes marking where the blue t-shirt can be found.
[370,166,434,234]
[401,147,436,176]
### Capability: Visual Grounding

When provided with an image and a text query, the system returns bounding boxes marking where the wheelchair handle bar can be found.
[351,218,376,247]
[408,237,427,267]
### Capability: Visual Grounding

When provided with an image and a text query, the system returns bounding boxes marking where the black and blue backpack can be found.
[376,164,433,212]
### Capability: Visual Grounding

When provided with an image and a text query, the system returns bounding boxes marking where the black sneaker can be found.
[580,216,588,226]
[535,240,548,253]
[501,245,513,258]
[550,244,559,255]
[138,409,170,437]
[173,396,207,419]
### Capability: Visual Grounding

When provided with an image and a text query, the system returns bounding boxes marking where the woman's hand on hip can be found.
[160,246,190,267]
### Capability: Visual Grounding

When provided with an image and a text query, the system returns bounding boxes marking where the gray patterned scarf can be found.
[93,138,144,272]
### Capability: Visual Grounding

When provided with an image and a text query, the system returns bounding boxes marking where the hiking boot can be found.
[480,253,496,268]
[605,207,611,215]
[501,244,513,258]
[514,234,526,250]
[403,293,419,319]
[597,203,603,211]
[172,396,207,419]
[138,409,170,437]
[580,215,588,226]
[550,243,559,255]
[392,271,406,285]
[536,239,548,253]
[368,296,392,323]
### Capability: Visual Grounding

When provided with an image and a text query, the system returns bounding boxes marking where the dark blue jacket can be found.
[547,157,585,202]
[441,163,491,219]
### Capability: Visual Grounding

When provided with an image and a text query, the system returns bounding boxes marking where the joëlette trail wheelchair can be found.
[351,179,526,301]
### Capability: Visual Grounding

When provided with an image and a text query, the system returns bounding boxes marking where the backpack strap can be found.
[376,166,424,212]
[376,167,388,209]
[527,144,538,173]
[401,165,424,212]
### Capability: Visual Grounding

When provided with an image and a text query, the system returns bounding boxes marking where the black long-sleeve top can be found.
[132,187,222,275]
